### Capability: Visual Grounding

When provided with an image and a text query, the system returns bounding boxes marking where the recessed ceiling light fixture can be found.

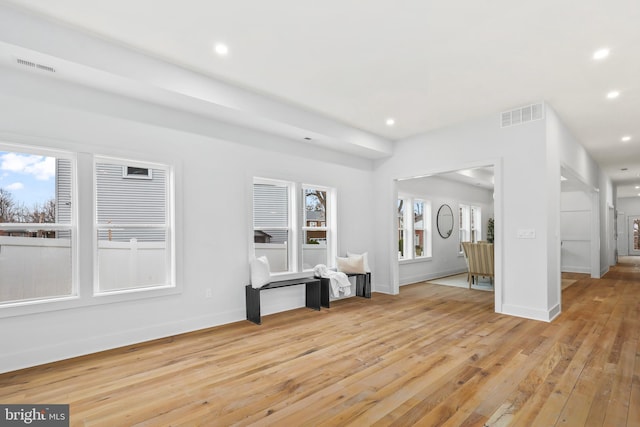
[635,186,639,189]
[386,118,395,126]
[622,136,632,142]
[593,48,610,60]
[607,90,620,99]
[214,43,229,56]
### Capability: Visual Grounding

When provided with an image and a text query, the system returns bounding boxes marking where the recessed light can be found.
[304,137,312,141]
[635,186,639,189]
[622,136,632,142]
[621,167,628,171]
[593,48,610,60]
[386,118,395,126]
[214,43,229,56]
[607,90,620,99]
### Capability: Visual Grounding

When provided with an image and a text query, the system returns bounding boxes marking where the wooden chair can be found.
[462,242,494,289]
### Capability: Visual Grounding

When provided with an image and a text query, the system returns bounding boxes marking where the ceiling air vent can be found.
[16,57,56,73]
[500,103,544,128]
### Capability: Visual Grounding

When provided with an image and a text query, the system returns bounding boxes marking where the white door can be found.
[628,216,640,256]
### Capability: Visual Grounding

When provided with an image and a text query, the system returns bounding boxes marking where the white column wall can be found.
[372,112,555,321]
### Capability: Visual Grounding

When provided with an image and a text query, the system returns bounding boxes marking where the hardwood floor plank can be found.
[1,260,640,426]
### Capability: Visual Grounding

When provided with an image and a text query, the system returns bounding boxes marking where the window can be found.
[459,204,482,252]
[302,187,329,270]
[253,179,335,274]
[0,146,75,306]
[398,196,431,260]
[253,179,292,273]
[414,200,425,258]
[95,158,174,293]
[398,198,408,259]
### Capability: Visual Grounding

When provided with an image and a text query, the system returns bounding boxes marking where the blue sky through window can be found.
[0,151,55,207]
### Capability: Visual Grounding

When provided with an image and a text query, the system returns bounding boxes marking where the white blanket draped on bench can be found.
[313,264,352,297]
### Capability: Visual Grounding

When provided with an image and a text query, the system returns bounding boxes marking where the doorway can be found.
[394,163,500,312]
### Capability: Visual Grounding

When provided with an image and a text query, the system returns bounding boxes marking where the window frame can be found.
[0,142,79,309]
[94,156,175,295]
[459,203,482,253]
[398,197,409,260]
[252,178,336,277]
[0,135,181,319]
[398,195,432,262]
[253,177,296,274]
[301,184,334,271]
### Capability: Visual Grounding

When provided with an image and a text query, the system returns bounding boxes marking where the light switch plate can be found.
[517,229,536,239]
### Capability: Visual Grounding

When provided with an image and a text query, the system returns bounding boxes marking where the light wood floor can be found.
[1,261,639,426]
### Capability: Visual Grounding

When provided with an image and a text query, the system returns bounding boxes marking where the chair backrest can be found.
[462,242,494,276]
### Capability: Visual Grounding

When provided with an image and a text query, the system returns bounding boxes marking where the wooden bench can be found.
[245,277,321,325]
[319,272,371,308]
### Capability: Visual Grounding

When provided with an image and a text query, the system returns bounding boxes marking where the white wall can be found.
[397,176,494,285]
[372,109,555,321]
[0,68,375,373]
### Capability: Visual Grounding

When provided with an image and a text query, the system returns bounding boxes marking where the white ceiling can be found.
[2,0,640,196]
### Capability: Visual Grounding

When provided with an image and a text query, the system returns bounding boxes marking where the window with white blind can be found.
[253,179,293,273]
[95,157,174,293]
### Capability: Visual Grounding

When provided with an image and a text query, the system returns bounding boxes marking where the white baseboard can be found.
[0,309,246,374]
[399,268,467,286]
[561,266,590,274]
[501,303,557,322]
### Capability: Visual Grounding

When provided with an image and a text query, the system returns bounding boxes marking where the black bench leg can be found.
[306,281,321,310]
[320,278,330,308]
[355,273,371,299]
[246,285,262,325]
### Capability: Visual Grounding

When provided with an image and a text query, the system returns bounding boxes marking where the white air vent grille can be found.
[16,58,56,73]
[500,103,544,128]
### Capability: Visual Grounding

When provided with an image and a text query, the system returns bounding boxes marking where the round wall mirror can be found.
[437,204,454,239]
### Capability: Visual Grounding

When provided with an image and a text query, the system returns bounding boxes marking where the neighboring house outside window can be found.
[95,158,174,293]
[302,186,330,270]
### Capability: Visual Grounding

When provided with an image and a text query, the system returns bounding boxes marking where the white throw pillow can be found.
[250,256,271,289]
[336,255,365,274]
[347,251,370,272]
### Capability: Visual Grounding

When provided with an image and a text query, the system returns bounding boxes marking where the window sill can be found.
[399,256,433,265]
